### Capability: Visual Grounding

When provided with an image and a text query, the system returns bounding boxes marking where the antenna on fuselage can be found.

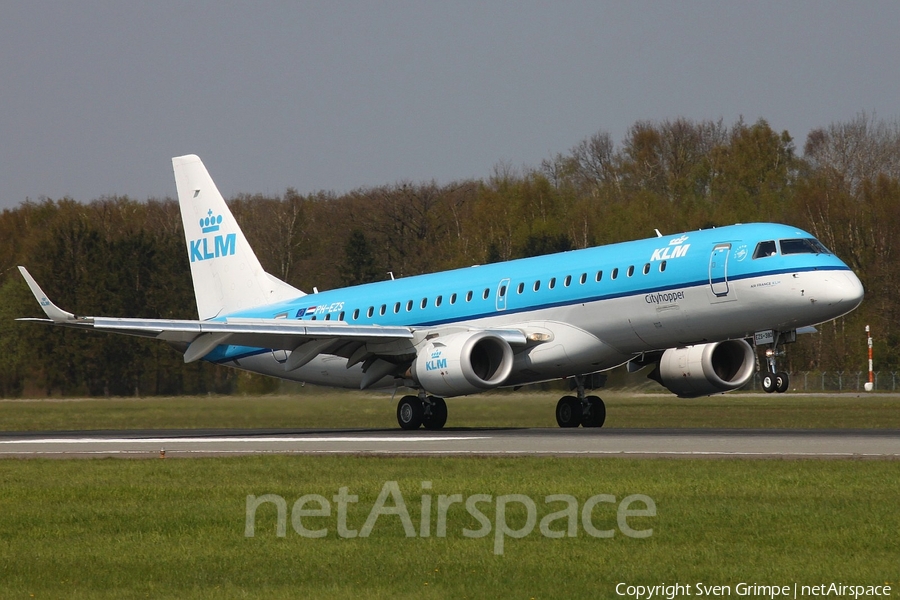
[387,272,395,281]
[654,229,663,238]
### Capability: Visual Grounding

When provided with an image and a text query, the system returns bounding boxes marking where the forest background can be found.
[1,113,898,397]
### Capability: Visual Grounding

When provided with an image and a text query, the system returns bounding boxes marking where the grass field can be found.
[3,393,898,598]
[1,456,898,599]
[2,389,900,431]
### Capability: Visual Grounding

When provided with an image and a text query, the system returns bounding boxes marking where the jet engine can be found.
[649,339,755,398]
[411,331,514,397]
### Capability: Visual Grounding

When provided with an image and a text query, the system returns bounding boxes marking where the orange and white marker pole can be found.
[864,325,874,392]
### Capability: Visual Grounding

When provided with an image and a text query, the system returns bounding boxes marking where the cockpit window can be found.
[779,238,831,255]
[753,240,777,259]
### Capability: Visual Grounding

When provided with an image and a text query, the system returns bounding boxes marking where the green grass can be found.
[2,389,900,431]
[0,456,898,599]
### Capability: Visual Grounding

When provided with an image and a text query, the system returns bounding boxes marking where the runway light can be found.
[160,448,166,459]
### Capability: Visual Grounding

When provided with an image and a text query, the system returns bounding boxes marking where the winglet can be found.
[17,266,77,323]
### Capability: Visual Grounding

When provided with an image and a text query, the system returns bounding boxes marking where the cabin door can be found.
[709,244,732,298]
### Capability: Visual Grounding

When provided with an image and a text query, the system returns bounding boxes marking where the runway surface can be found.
[1,427,899,458]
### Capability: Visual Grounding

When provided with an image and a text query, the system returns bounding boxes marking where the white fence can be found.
[744,371,899,392]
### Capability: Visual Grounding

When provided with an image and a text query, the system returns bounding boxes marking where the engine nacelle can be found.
[650,339,756,398]
[411,331,514,397]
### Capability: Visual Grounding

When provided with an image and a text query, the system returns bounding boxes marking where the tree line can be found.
[1,113,898,396]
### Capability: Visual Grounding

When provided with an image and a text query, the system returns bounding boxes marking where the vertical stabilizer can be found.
[172,155,304,320]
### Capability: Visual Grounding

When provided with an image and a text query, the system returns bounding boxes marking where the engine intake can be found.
[649,339,755,398]
[411,331,514,397]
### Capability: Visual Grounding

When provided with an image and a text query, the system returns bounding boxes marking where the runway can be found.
[1,427,899,458]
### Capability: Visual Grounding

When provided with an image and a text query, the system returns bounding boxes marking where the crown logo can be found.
[200,209,223,234]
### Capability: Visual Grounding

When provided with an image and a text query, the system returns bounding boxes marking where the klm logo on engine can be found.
[190,209,236,263]
[426,358,448,371]
[426,350,448,371]
[650,235,690,262]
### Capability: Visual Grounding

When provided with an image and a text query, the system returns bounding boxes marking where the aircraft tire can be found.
[397,396,424,430]
[581,396,606,428]
[775,372,790,394]
[556,396,582,428]
[761,372,777,393]
[423,396,448,430]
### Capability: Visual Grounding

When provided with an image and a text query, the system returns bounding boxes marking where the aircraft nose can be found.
[821,271,864,314]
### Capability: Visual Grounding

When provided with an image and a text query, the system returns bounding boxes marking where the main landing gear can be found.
[397,393,447,430]
[760,333,790,394]
[397,374,608,430]
[555,375,606,428]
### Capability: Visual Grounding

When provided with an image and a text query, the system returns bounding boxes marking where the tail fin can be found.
[172,155,304,320]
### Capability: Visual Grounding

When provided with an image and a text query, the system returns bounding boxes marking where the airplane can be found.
[18,155,865,430]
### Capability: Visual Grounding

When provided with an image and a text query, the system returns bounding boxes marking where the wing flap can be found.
[90,317,415,353]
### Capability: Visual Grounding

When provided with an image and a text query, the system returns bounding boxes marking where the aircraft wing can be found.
[18,266,416,359]
[17,267,526,368]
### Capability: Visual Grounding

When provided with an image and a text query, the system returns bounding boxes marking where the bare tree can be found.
[804,112,900,198]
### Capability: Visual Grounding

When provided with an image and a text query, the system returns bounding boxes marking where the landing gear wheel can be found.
[397,395,424,430]
[761,372,777,394]
[556,396,582,428]
[581,396,606,428]
[775,372,790,394]
[422,396,448,430]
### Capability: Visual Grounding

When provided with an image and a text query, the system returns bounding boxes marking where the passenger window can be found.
[366,307,374,318]
[499,286,507,297]
[483,288,490,299]
[564,275,572,287]
[549,278,556,289]
[659,261,667,272]
[450,293,457,304]
[627,265,634,277]
[406,300,413,312]
[595,271,602,282]
[466,291,473,302]
[353,308,360,320]
[379,304,386,316]
[517,282,525,294]
[339,311,345,321]
[420,298,428,309]
[580,273,587,284]
[435,295,442,307]
[643,263,650,275]
[533,280,541,292]
[753,240,777,259]
[611,268,618,280]
[324,313,331,321]
[394,302,400,314]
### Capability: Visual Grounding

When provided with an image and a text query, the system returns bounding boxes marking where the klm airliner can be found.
[19,155,864,430]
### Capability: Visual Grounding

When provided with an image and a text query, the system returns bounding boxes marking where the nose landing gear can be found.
[759,332,791,394]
